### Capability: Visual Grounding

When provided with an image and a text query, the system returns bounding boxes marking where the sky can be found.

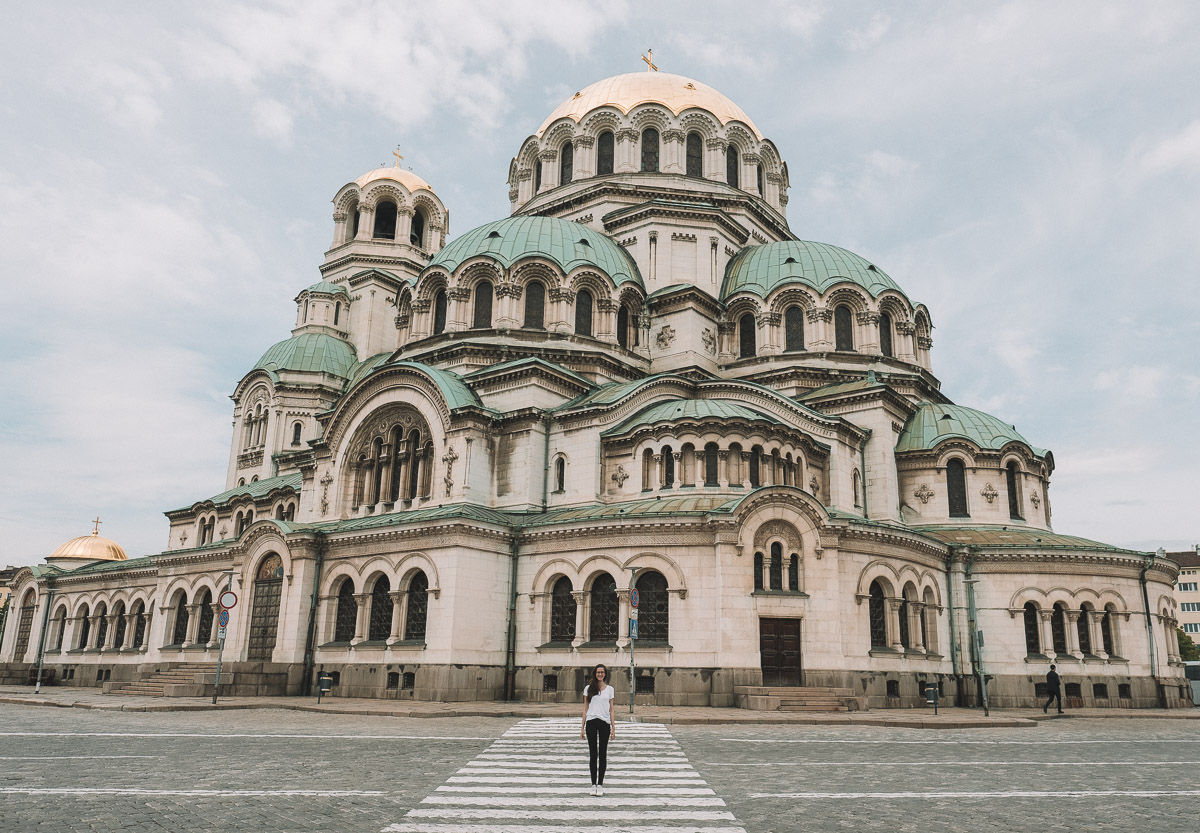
[1,1,1198,568]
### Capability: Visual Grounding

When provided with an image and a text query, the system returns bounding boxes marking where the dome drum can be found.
[328,167,447,256]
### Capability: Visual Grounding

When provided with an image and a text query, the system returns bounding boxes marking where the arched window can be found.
[753,552,764,591]
[369,575,392,641]
[1006,462,1023,519]
[1024,602,1041,655]
[1051,603,1068,655]
[853,470,862,508]
[636,570,669,642]
[661,446,675,488]
[472,281,493,329]
[77,605,91,650]
[433,289,447,335]
[726,145,739,188]
[756,163,764,195]
[1077,606,1092,655]
[550,576,576,643]
[524,280,545,329]
[52,607,67,651]
[597,131,615,175]
[641,448,654,491]
[410,209,426,247]
[292,422,302,446]
[171,594,189,645]
[575,289,593,336]
[879,312,893,357]
[334,580,357,642]
[868,580,887,648]
[748,446,761,488]
[195,590,213,645]
[641,128,660,172]
[784,306,804,352]
[834,305,854,351]
[404,571,429,641]
[372,201,397,239]
[369,436,385,505]
[685,132,703,177]
[534,157,542,192]
[788,554,800,592]
[617,304,630,349]
[738,312,756,358]
[555,457,566,492]
[349,202,360,238]
[406,429,422,500]
[334,301,341,326]
[769,542,783,591]
[589,573,618,642]
[559,142,573,185]
[704,443,719,486]
[132,601,147,649]
[1101,608,1116,656]
[946,458,969,518]
[727,443,742,486]
[898,592,911,649]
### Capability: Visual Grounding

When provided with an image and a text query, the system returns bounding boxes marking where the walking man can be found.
[1043,664,1063,714]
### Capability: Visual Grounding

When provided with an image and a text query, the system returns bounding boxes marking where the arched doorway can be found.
[247,553,284,661]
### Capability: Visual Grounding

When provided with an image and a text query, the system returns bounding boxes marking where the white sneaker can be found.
[596,785,604,797]
[589,784,597,796]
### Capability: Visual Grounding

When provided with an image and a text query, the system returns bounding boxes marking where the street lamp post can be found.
[212,571,234,705]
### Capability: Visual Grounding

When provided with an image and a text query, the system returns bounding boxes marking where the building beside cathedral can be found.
[1,70,1190,709]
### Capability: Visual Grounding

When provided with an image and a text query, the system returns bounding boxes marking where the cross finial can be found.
[92,516,103,536]
[641,49,657,72]
[392,146,404,167]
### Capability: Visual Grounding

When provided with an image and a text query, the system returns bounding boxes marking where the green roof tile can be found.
[913,525,1146,554]
[896,403,1045,455]
[603,398,781,436]
[721,240,906,301]
[254,333,357,378]
[302,280,349,297]
[173,472,303,513]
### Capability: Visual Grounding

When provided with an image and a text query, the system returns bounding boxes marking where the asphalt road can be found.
[0,705,1196,832]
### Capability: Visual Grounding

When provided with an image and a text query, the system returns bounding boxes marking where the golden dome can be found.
[536,72,763,139]
[49,531,128,562]
[354,165,434,192]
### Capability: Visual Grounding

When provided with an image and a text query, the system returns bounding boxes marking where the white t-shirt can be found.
[583,683,615,723]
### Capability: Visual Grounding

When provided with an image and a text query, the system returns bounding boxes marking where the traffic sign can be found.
[629,607,638,620]
[218,609,230,628]
[217,627,227,640]
[630,589,639,608]
[629,619,638,640]
[219,590,238,609]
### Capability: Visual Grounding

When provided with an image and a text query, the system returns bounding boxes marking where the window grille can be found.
[597,132,614,175]
[788,554,799,592]
[1118,683,1132,699]
[1023,603,1041,654]
[640,128,659,172]
[386,671,400,690]
[1101,611,1115,655]
[635,571,669,642]
[543,674,559,693]
[868,581,887,648]
[334,581,357,642]
[589,573,618,642]
[1051,605,1068,654]
[739,313,756,358]
[726,146,739,187]
[834,305,854,350]
[1093,683,1109,699]
[785,306,804,351]
[559,142,573,185]
[196,591,214,644]
[402,671,415,690]
[405,572,429,642]
[1076,608,1092,654]
[685,133,702,177]
[886,679,900,697]
[171,598,187,645]
[635,675,655,694]
[550,577,576,643]
[575,289,593,336]
[753,553,764,591]
[369,576,392,641]
[524,281,546,329]
[472,282,493,329]
[769,543,783,591]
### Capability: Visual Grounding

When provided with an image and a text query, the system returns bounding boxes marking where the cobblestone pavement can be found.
[1,706,1198,832]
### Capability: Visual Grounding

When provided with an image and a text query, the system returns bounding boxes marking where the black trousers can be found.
[585,718,611,785]
[1044,690,1062,712]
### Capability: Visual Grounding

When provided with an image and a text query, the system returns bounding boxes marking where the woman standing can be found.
[580,663,616,796]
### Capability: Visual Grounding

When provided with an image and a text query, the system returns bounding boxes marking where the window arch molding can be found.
[854,561,900,603]
[393,552,442,600]
[621,551,687,599]
[531,557,583,596]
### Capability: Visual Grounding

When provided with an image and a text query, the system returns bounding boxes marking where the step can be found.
[780,704,849,712]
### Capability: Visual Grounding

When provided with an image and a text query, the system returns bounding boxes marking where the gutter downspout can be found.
[542,415,551,513]
[964,546,989,715]
[33,582,55,694]
[945,548,962,703]
[504,525,522,701]
[1140,548,1161,706]
[858,429,872,519]
[300,531,327,696]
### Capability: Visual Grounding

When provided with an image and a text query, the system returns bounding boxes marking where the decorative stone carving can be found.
[611,465,629,487]
[896,320,916,335]
[701,329,717,354]
[320,471,333,515]
[856,311,881,325]
[1030,490,1041,509]
[442,447,459,496]
[914,484,935,504]
[809,476,820,495]
[179,530,188,546]
[980,483,998,504]
[807,307,833,323]
[218,525,228,539]
[655,326,676,348]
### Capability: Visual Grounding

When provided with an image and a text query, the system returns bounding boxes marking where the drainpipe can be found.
[33,582,55,694]
[944,548,962,703]
[300,531,327,696]
[542,414,551,512]
[964,546,989,715]
[858,429,872,518]
[1140,548,1161,706]
[503,525,523,701]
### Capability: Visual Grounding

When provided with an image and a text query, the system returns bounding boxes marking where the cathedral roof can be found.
[721,240,906,301]
[537,72,762,140]
[254,332,358,379]
[172,472,303,514]
[896,403,1045,455]
[301,280,349,297]
[603,398,781,436]
[354,165,434,192]
[428,216,643,287]
[48,531,127,562]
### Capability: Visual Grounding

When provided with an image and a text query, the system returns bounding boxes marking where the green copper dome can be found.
[721,240,905,300]
[428,216,643,288]
[254,333,357,378]
[604,398,780,436]
[897,403,1043,455]
[302,280,349,297]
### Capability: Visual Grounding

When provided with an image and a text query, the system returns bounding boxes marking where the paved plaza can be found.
[1,705,1198,832]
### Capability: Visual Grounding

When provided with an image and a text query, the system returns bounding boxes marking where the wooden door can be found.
[247,554,284,662]
[760,617,803,687]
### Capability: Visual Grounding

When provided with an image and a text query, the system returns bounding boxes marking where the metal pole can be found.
[964,551,989,716]
[33,585,55,694]
[627,568,639,715]
[211,571,234,705]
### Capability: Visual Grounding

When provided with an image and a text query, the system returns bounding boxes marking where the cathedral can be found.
[1,69,1190,709]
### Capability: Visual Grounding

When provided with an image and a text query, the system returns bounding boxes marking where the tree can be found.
[1177,628,1200,662]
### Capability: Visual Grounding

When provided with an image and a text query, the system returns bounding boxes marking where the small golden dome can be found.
[49,531,128,562]
[354,166,434,192]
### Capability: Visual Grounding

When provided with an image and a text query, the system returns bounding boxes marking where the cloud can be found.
[841,11,891,51]
[1136,119,1200,178]
[1093,365,1168,400]
[252,97,295,144]
[69,58,170,134]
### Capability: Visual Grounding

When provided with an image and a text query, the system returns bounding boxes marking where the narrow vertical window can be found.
[868,580,887,648]
[756,164,764,195]
[641,449,653,491]
[704,443,719,486]
[575,289,593,336]
[879,312,893,357]
[726,145,739,187]
[1024,602,1041,655]
[785,306,804,352]
[1051,603,1068,654]
[410,210,426,247]
[292,422,302,446]
[834,305,854,351]
[661,446,674,488]
[404,572,429,642]
[753,552,764,591]
[589,573,618,641]
[559,142,573,185]
[1101,609,1115,656]
[635,570,669,642]
[946,458,969,518]
[641,128,660,172]
[555,457,565,492]
[1077,607,1092,655]
[686,132,703,177]
[373,201,397,239]
[749,447,760,488]
[472,281,493,329]
[550,577,576,643]
[334,302,341,326]
[433,289,447,335]
[534,156,542,192]
[788,554,799,592]
[524,281,545,329]
[769,542,783,591]
[617,304,629,349]
[334,580,358,640]
[738,312,756,358]
[369,576,392,641]
[1006,462,1023,519]
[349,203,359,238]
[597,131,614,175]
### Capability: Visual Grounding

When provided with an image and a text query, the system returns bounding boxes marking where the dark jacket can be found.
[1046,669,1061,692]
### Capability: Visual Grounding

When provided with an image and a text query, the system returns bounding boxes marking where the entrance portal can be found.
[247,554,283,662]
[759,617,802,687]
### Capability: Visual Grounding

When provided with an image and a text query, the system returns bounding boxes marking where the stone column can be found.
[396,205,414,247]
[807,307,833,351]
[207,603,221,646]
[911,603,926,652]
[706,137,728,182]
[183,604,202,647]
[141,611,153,652]
[352,593,370,643]
[649,454,661,491]
[895,320,917,363]
[717,450,730,488]
[1089,610,1108,660]
[857,311,881,354]
[1040,610,1057,658]
[887,599,905,651]
[355,205,374,240]
[615,129,638,173]
[571,590,588,648]
[103,615,119,650]
[446,287,471,332]
[573,136,595,179]
[388,591,406,642]
[616,589,631,648]
[121,614,136,650]
[662,129,685,174]
[1063,610,1082,659]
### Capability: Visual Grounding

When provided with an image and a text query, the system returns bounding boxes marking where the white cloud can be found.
[1137,119,1200,178]
[1093,365,1168,400]
[70,58,170,134]
[841,11,890,51]
[252,97,295,144]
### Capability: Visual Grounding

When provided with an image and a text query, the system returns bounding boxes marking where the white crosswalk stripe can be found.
[381,717,745,833]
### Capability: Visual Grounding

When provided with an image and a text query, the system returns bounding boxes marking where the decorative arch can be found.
[855,560,900,600]
[623,551,687,597]
[395,552,441,598]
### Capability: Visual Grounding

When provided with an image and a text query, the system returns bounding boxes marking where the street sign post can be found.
[218,609,229,629]
[626,568,640,715]
[217,627,227,640]
[219,590,238,610]
[212,573,235,705]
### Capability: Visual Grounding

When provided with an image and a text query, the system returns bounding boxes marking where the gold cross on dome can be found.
[392,146,404,167]
[642,49,657,72]
[92,516,103,535]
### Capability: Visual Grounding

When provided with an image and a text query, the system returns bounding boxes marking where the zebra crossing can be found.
[381,717,746,833]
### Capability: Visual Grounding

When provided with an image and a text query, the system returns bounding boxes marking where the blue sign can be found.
[218,609,230,628]
[629,619,639,640]
[630,589,639,608]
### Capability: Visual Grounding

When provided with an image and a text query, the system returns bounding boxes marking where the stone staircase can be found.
[734,685,865,712]
[108,663,220,697]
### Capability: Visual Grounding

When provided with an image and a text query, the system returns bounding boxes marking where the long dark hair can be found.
[586,663,608,702]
